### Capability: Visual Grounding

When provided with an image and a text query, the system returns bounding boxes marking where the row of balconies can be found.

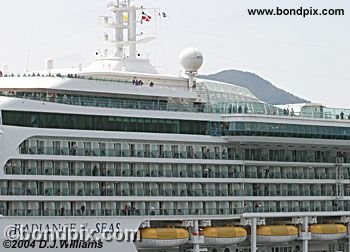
[0,186,338,198]
[0,208,242,217]
[18,140,350,165]
[5,162,347,180]
[21,147,229,160]
[0,204,346,217]
[5,166,237,179]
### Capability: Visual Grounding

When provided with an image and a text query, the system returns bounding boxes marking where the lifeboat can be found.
[135,228,189,248]
[256,225,298,243]
[203,226,247,246]
[310,224,347,240]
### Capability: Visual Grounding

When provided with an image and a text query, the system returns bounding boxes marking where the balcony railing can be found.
[5,164,343,180]
[0,187,337,198]
[0,205,346,217]
[18,146,348,165]
[20,147,230,160]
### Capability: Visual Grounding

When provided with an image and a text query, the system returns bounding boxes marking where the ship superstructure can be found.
[0,1,350,252]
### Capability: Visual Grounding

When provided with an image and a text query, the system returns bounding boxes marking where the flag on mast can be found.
[123,13,128,22]
[141,11,152,22]
[157,11,169,19]
[161,12,168,18]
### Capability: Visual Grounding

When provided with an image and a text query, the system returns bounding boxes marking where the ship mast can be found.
[102,0,152,60]
[114,0,124,58]
[89,1,158,74]
[128,0,137,59]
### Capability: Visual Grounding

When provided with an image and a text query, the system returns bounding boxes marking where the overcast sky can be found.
[0,0,349,107]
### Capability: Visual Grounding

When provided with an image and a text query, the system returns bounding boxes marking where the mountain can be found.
[199,70,309,105]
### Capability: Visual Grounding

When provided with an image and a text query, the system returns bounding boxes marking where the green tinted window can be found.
[226,122,350,140]
[1,111,208,136]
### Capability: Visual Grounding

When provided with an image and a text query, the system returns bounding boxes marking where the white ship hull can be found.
[1,1,350,252]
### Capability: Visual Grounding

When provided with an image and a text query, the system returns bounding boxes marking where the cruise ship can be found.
[0,1,350,251]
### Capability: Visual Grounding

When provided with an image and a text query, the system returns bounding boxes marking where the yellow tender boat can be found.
[136,228,189,248]
[256,225,298,243]
[203,226,247,246]
[310,224,347,240]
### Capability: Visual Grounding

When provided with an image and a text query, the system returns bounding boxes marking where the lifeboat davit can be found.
[136,228,189,248]
[256,226,298,243]
[310,224,347,240]
[203,226,247,246]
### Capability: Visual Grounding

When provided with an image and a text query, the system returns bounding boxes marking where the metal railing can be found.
[0,187,338,198]
[18,146,349,164]
[5,166,341,180]
[0,205,345,217]
[2,91,350,121]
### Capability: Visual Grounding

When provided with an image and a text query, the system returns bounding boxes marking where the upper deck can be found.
[0,75,349,125]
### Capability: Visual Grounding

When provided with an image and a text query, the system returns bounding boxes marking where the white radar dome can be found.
[179,47,204,73]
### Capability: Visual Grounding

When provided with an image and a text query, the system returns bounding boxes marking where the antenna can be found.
[25,37,32,73]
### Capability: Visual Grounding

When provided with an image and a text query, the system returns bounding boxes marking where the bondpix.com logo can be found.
[3,224,141,242]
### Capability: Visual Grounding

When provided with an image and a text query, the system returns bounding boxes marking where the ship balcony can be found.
[1,197,348,217]
[0,185,340,199]
[18,139,350,167]
[1,208,242,217]
[20,147,231,161]
[17,146,350,172]
[18,145,350,167]
[0,203,348,217]
[5,160,346,181]
[0,188,233,197]
[5,166,342,181]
